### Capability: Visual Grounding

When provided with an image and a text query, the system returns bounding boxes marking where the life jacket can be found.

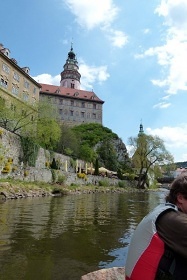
[125,203,178,280]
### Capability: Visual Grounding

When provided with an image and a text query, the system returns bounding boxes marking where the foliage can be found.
[98,179,109,187]
[79,144,96,163]
[20,136,39,167]
[129,134,174,189]
[56,124,79,157]
[51,169,58,183]
[97,139,119,171]
[77,173,87,180]
[72,123,118,147]
[0,96,37,137]
[94,158,99,175]
[56,174,66,184]
[118,181,126,188]
[1,163,11,173]
[50,158,58,170]
[36,101,61,150]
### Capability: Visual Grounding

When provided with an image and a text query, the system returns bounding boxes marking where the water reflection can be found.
[0,189,168,280]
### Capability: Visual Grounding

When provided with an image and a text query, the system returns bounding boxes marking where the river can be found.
[0,189,168,280]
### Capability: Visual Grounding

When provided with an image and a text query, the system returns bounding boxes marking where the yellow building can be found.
[0,43,41,109]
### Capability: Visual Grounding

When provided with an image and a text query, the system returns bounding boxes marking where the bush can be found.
[50,158,58,170]
[77,173,87,180]
[57,174,66,184]
[98,180,109,187]
[118,181,126,188]
[2,163,11,173]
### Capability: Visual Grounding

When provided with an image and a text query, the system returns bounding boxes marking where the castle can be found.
[0,43,104,126]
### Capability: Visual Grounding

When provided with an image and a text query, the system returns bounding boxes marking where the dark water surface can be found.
[0,189,167,280]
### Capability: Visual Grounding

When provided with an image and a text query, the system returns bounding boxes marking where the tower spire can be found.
[60,44,81,89]
[138,120,144,136]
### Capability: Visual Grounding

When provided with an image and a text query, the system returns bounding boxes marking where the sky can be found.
[1,0,187,163]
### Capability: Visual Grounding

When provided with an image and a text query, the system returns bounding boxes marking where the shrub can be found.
[98,179,109,187]
[24,170,29,177]
[77,173,87,180]
[57,174,66,184]
[118,181,126,188]
[7,158,13,164]
[45,161,50,168]
[51,158,58,170]
[1,163,11,173]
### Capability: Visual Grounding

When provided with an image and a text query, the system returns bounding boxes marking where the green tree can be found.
[94,158,99,175]
[129,134,174,189]
[79,144,96,163]
[56,124,79,157]
[97,140,119,171]
[0,96,37,137]
[35,100,61,150]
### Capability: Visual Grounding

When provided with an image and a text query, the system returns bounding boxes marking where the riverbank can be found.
[0,179,148,200]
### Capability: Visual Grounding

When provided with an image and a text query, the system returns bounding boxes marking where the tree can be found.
[56,124,79,157]
[0,96,37,137]
[129,134,174,189]
[31,100,61,150]
[97,140,119,171]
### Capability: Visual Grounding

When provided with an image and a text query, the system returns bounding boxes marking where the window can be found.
[70,110,74,116]
[59,109,63,114]
[0,78,8,88]
[59,99,63,105]
[81,102,85,108]
[24,80,30,89]
[23,93,29,102]
[81,112,85,118]
[12,86,19,95]
[71,100,74,106]
[2,63,10,74]
[93,113,96,119]
[13,72,20,82]
[33,87,36,94]
[71,83,75,88]
[93,104,96,109]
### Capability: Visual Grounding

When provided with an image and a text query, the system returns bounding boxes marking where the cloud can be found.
[147,124,187,149]
[79,60,110,89]
[137,0,187,95]
[146,124,187,161]
[32,61,110,90]
[32,74,60,85]
[153,101,171,109]
[143,28,151,34]
[106,29,128,48]
[64,0,118,29]
[64,0,128,48]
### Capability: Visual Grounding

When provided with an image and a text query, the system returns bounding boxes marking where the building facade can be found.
[40,46,104,126]
[0,43,41,108]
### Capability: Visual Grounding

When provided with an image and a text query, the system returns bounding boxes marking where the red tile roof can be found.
[40,83,104,103]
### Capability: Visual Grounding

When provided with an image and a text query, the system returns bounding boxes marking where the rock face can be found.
[80,267,125,280]
[112,138,129,163]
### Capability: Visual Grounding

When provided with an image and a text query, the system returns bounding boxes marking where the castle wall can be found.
[0,128,121,187]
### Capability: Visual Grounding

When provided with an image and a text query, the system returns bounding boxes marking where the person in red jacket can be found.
[125,173,187,280]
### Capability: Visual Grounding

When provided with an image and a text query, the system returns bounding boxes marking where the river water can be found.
[0,189,168,280]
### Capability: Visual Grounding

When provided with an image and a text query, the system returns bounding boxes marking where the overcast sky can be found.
[1,0,187,162]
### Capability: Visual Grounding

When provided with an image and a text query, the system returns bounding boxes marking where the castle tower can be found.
[138,121,144,137]
[60,44,81,89]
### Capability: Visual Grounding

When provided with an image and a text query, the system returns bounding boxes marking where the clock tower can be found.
[60,45,81,89]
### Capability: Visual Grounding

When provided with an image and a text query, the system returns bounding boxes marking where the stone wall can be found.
[0,127,122,186]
